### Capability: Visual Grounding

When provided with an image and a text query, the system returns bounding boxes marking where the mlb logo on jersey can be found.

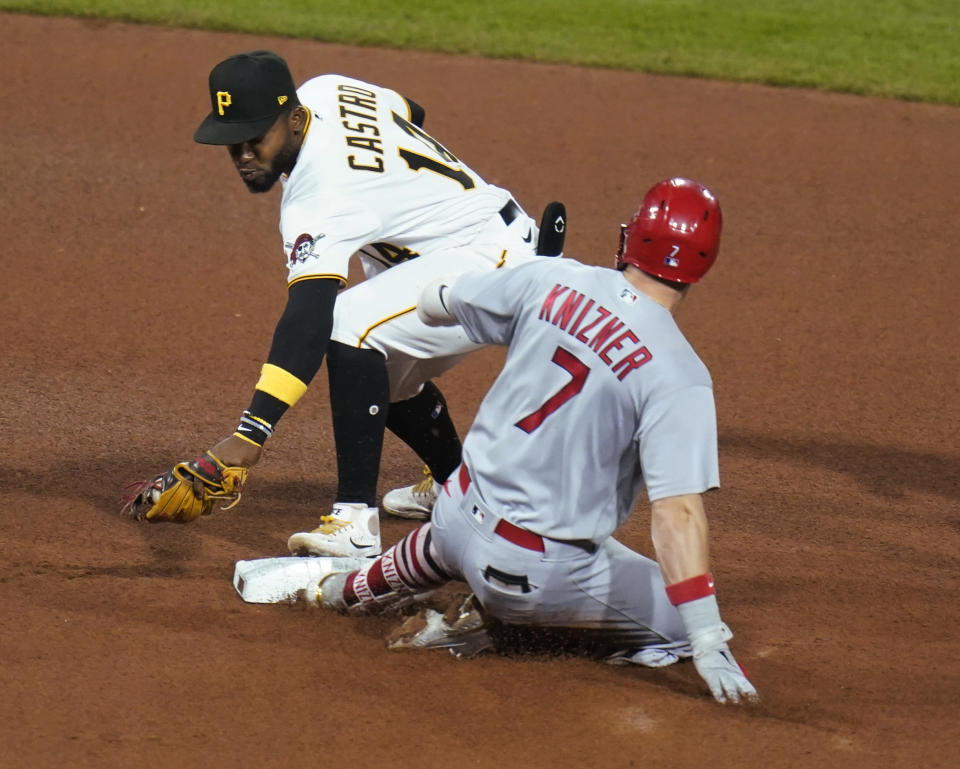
[618,288,638,304]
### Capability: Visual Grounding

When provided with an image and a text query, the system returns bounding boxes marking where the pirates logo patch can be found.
[290,233,319,265]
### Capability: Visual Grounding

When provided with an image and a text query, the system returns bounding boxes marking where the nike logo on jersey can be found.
[537,283,653,381]
[522,229,533,243]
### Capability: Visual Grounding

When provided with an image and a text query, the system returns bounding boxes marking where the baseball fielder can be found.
[122,50,565,555]
[302,179,758,704]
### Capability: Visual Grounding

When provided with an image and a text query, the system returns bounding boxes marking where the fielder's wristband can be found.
[255,363,308,407]
[233,411,274,447]
[665,572,715,605]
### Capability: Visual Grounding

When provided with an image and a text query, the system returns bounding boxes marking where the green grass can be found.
[3,0,959,104]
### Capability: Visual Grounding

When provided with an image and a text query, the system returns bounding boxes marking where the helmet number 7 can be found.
[515,347,590,433]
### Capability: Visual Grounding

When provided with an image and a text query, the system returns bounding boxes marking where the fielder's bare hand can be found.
[208,434,263,468]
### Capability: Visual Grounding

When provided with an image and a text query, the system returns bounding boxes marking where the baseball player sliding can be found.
[300,179,758,704]
[121,50,565,555]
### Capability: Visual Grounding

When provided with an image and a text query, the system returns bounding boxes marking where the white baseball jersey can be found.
[447,258,720,543]
[279,75,520,285]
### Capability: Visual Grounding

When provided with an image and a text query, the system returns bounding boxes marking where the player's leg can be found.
[304,484,472,612]
[299,492,494,657]
[321,522,454,608]
[440,482,690,663]
[382,381,462,520]
[327,341,390,506]
[459,538,689,664]
[286,341,389,558]
[324,348,464,524]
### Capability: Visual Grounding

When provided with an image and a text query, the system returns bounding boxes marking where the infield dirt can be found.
[2,13,958,769]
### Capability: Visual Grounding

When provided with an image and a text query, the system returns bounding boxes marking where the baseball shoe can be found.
[297,572,351,610]
[387,593,493,659]
[287,503,382,558]
[297,571,435,615]
[604,641,693,668]
[382,466,439,521]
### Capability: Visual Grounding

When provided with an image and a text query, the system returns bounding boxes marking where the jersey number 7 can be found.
[515,347,590,433]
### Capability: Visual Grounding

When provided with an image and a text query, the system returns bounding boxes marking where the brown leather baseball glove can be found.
[121,451,247,523]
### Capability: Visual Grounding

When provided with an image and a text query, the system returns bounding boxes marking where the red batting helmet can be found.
[615,178,722,283]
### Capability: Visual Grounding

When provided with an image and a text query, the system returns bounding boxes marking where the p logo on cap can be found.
[217,91,232,116]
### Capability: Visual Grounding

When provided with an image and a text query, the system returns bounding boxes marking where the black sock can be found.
[386,381,462,483]
[326,342,389,506]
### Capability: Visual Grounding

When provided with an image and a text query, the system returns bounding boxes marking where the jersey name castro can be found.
[279,75,513,286]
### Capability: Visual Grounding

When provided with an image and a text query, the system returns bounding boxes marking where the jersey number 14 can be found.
[392,112,476,191]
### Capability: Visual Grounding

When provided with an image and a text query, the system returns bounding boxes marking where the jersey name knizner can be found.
[538,283,652,381]
[337,84,384,173]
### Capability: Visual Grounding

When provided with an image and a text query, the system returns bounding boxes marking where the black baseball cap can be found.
[194,50,301,145]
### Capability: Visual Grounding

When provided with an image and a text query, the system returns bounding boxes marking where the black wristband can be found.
[234,391,290,446]
[234,411,274,446]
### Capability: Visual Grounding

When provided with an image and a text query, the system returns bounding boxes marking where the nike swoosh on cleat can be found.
[350,537,374,550]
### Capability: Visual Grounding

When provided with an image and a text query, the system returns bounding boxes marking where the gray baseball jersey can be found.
[448,257,720,543]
